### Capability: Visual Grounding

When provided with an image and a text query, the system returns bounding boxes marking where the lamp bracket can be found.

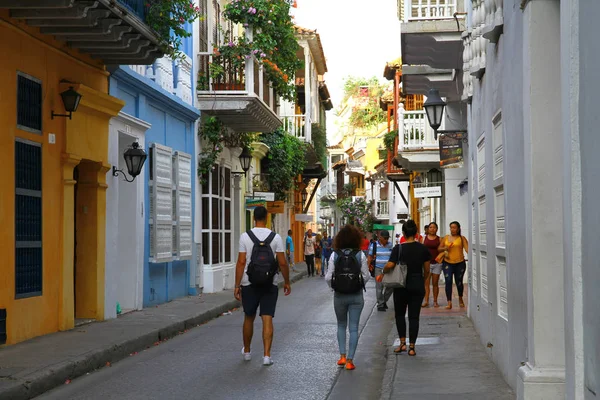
[112,166,135,183]
[51,111,72,120]
[230,171,246,178]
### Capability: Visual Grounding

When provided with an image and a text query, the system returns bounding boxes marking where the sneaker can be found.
[337,356,347,367]
[241,347,251,361]
[377,306,386,312]
[345,360,356,370]
[263,356,274,366]
[383,303,388,310]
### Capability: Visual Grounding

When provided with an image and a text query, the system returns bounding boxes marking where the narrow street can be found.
[37,277,391,400]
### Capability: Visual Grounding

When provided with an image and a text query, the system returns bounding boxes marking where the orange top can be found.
[443,235,467,264]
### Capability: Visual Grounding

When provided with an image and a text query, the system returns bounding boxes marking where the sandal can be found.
[394,341,407,353]
[459,298,465,308]
[445,302,452,310]
[408,344,416,356]
[421,302,429,308]
[433,302,439,308]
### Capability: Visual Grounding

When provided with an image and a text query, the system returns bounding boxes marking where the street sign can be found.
[253,191,275,201]
[295,214,313,222]
[267,201,284,214]
[414,186,442,198]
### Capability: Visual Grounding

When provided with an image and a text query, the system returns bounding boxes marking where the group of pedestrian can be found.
[233,207,467,371]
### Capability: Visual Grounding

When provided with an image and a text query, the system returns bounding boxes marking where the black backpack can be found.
[246,230,279,286]
[332,249,365,294]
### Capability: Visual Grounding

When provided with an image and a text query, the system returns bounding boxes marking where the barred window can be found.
[15,139,43,298]
[17,73,42,133]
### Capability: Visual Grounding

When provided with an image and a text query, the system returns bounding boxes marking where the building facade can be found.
[0,1,162,344]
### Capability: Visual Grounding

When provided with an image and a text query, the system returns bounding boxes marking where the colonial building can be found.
[0,0,163,344]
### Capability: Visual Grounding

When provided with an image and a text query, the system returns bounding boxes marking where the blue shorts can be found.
[241,284,279,317]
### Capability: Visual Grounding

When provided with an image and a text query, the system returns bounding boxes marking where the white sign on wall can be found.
[253,191,275,201]
[414,186,442,198]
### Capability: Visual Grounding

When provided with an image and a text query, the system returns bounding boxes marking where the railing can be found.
[197,51,276,112]
[405,0,457,21]
[118,0,148,21]
[401,110,439,150]
[281,114,306,140]
[376,200,389,218]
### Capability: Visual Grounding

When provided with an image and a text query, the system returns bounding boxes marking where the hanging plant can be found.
[197,117,226,184]
[259,128,307,201]
[384,130,398,151]
[336,196,375,233]
[145,0,203,60]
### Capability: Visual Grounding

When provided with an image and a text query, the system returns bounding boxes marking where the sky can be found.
[293,0,401,142]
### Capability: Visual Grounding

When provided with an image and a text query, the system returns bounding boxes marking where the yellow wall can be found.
[0,18,123,344]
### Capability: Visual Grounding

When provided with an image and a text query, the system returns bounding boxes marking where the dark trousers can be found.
[305,254,315,276]
[444,261,466,300]
[393,287,424,344]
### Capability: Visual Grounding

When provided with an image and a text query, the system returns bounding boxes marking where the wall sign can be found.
[253,191,275,201]
[414,186,442,198]
[439,133,465,168]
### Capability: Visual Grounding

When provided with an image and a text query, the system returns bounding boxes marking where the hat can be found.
[379,230,390,238]
[395,233,400,237]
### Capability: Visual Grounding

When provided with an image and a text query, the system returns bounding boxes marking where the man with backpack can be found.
[234,206,291,366]
[368,230,394,311]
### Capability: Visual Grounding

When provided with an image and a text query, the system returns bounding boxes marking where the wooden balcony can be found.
[196,53,281,133]
[0,0,163,65]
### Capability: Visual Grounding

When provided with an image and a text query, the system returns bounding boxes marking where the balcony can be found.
[1,0,163,65]
[196,53,281,133]
[375,200,390,219]
[399,0,465,100]
[395,108,441,172]
[281,114,307,140]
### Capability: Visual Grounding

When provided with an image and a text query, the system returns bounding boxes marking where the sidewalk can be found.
[380,288,515,400]
[0,265,307,400]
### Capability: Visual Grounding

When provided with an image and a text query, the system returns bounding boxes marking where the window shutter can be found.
[173,151,193,260]
[149,143,174,263]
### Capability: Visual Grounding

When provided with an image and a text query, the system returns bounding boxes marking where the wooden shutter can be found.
[199,0,209,52]
[149,143,174,263]
[173,151,193,260]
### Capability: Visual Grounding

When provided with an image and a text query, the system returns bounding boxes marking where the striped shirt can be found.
[368,240,394,268]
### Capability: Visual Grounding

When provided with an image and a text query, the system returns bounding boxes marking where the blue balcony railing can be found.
[118,0,148,21]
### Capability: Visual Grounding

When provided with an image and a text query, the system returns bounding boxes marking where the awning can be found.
[373,224,394,231]
[345,160,365,176]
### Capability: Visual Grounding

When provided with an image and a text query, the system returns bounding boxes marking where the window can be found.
[495,187,505,248]
[497,256,508,320]
[201,165,232,265]
[477,136,485,194]
[331,154,342,165]
[480,251,488,302]
[212,0,221,46]
[493,111,503,180]
[198,0,208,52]
[15,139,43,298]
[479,196,486,246]
[17,73,42,133]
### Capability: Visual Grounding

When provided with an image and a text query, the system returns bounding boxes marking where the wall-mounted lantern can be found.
[51,86,82,120]
[231,146,252,177]
[112,142,147,182]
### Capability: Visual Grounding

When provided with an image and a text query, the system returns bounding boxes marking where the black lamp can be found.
[231,146,252,177]
[51,86,82,120]
[112,142,147,182]
[423,88,446,138]
[302,188,308,204]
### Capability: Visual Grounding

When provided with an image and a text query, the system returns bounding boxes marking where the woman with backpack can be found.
[379,220,431,356]
[325,225,370,370]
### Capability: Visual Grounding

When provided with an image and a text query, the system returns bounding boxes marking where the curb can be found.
[2,270,307,400]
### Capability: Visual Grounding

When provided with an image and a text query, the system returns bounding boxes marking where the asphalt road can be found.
[36,276,395,400]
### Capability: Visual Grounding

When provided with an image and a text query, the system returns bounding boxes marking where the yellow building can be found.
[0,4,161,345]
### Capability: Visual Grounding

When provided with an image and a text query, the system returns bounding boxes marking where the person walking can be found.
[380,220,431,356]
[321,232,333,277]
[438,221,469,309]
[325,224,370,370]
[304,228,316,276]
[234,206,291,366]
[422,222,442,308]
[286,229,295,272]
[367,230,394,311]
[314,233,323,276]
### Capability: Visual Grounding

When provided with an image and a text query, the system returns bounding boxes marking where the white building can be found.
[400,0,600,398]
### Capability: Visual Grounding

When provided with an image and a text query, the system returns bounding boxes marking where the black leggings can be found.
[444,261,466,300]
[305,255,315,276]
[393,288,424,344]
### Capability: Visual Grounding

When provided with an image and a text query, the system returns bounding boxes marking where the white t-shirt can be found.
[239,228,284,286]
[304,235,316,255]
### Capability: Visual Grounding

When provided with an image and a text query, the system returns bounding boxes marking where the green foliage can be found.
[146,1,203,60]
[336,197,375,233]
[383,130,398,151]
[340,76,387,128]
[259,129,308,201]
[311,123,327,167]
[197,117,255,184]
[219,0,302,101]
